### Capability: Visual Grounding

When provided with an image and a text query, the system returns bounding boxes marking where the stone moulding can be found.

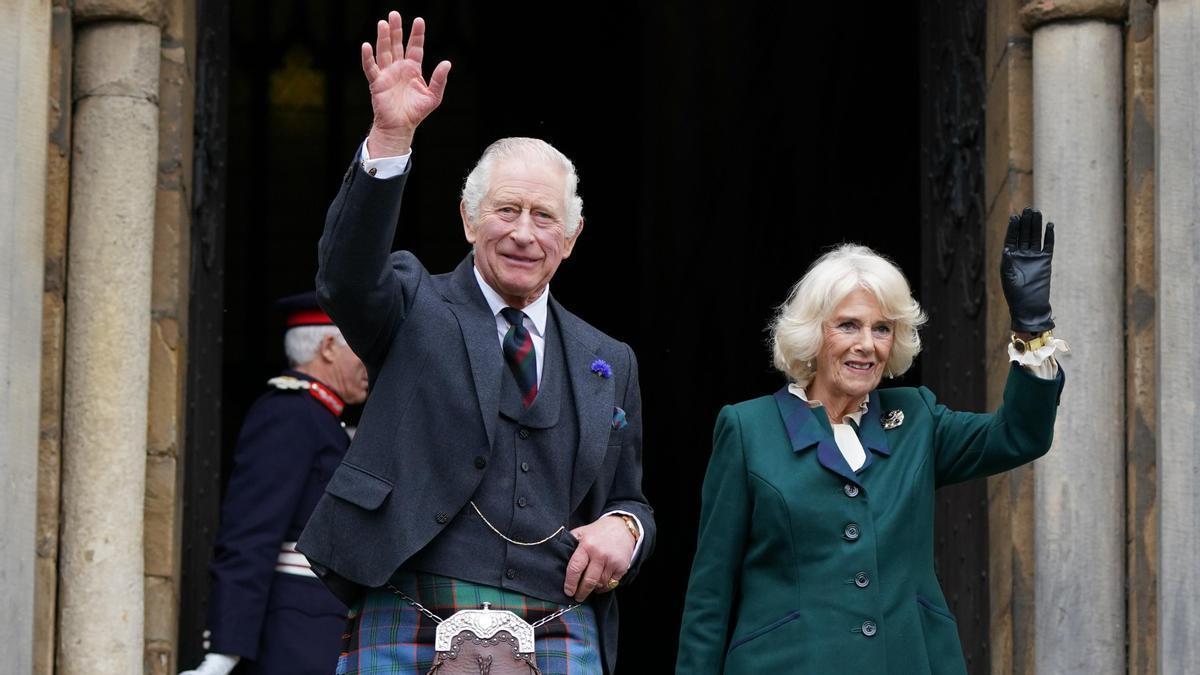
[72,0,165,27]
[1019,0,1129,30]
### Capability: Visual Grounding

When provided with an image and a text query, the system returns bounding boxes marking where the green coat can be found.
[676,365,1063,675]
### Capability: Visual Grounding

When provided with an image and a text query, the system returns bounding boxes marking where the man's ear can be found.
[318,334,339,363]
[461,200,477,244]
[562,217,584,259]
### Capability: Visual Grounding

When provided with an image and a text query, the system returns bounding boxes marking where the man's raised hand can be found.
[361,12,451,158]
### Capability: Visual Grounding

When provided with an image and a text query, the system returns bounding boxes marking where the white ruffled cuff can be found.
[1007,336,1069,380]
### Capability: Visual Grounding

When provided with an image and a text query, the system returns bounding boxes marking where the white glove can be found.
[179,652,239,675]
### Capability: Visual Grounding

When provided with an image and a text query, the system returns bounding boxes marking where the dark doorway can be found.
[184,2,989,673]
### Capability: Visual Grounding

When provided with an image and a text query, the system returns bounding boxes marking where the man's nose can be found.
[510,212,536,243]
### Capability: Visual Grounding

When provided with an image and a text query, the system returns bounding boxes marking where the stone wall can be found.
[145,0,195,670]
[31,0,194,672]
[0,3,52,674]
[983,1,1036,671]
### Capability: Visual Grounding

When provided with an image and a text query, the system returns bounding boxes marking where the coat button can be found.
[517,497,528,508]
[843,523,860,541]
[521,462,530,472]
[474,456,487,470]
[518,428,531,439]
[506,568,517,579]
[435,512,449,524]
[854,572,870,588]
[844,484,860,498]
[861,620,877,637]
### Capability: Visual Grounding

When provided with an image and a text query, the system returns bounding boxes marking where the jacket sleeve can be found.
[927,363,1065,487]
[206,396,327,658]
[316,149,421,367]
[675,405,752,675]
[599,344,655,581]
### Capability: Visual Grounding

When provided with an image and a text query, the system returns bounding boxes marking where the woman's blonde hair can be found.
[770,244,927,384]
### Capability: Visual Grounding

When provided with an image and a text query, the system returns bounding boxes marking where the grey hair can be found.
[770,244,927,384]
[460,137,584,236]
[284,325,346,367]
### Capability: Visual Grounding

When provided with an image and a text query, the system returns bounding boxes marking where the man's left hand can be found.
[562,515,635,602]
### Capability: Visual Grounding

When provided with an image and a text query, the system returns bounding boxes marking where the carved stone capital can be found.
[1019,0,1128,31]
[74,0,164,26]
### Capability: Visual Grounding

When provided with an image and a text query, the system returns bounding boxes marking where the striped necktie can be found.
[500,307,538,407]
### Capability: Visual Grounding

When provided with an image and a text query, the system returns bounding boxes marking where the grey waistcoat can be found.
[401,318,582,605]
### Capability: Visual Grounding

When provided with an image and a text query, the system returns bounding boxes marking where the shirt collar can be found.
[473,265,549,337]
[787,382,868,426]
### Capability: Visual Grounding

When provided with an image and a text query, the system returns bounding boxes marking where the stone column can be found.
[57,18,160,675]
[1155,2,1200,672]
[0,2,52,673]
[1022,1,1127,672]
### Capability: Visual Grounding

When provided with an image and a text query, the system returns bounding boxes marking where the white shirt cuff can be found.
[1008,336,1069,380]
[602,510,645,564]
[360,140,411,179]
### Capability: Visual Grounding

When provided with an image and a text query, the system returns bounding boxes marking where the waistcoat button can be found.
[844,523,860,541]
[861,620,877,637]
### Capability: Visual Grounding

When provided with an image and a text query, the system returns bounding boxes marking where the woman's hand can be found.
[361,12,451,158]
[1001,207,1055,333]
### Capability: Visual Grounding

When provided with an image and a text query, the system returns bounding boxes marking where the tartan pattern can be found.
[336,572,601,674]
[500,308,538,406]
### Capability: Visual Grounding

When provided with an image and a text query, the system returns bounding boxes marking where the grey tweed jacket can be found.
[297,155,655,673]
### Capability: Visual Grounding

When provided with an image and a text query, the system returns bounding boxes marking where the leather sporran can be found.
[427,605,541,675]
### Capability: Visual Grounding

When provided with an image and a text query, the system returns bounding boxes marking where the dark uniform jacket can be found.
[298,157,655,673]
[676,365,1063,675]
[207,371,349,675]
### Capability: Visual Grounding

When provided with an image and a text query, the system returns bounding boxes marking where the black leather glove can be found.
[1001,207,1055,333]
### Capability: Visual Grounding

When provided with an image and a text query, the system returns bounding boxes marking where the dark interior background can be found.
[185,2,997,673]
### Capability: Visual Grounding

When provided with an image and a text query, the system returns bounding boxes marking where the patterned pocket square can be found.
[611,406,628,431]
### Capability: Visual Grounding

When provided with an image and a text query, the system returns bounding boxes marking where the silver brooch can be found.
[881,409,904,430]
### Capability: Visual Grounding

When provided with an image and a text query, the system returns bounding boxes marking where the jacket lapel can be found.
[858,390,894,458]
[773,386,870,488]
[444,255,504,449]
[553,299,614,509]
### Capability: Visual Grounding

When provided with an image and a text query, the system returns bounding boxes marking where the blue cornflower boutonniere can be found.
[591,358,612,379]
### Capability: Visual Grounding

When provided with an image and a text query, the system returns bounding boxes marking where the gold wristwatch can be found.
[616,514,640,542]
[1011,330,1053,354]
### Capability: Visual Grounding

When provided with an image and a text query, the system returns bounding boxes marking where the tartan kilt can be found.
[336,571,601,675]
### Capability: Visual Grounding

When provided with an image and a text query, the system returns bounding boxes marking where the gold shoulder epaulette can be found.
[267,375,311,391]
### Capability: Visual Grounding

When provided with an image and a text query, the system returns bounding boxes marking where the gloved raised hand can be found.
[1001,207,1055,333]
[179,652,239,675]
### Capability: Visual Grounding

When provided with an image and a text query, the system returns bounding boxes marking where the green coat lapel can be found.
[772,387,894,489]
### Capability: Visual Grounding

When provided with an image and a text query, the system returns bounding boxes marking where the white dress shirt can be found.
[474,266,548,386]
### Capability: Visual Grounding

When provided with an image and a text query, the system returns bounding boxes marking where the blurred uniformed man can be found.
[181,292,369,675]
